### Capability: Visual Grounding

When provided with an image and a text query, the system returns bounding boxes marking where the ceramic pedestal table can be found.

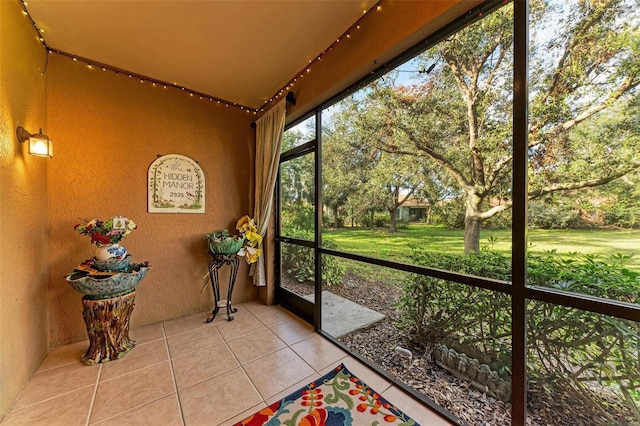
[66,257,149,365]
[81,291,136,365]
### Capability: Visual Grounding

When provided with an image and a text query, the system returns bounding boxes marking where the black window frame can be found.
[275,1,640,424]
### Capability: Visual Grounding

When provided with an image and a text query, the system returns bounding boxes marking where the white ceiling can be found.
[24,0,378,110]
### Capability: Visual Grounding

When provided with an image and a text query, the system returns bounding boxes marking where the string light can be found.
[258,0,383,110]
[17,0,490,114]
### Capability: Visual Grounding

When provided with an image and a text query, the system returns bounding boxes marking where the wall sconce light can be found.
[16,126,53,158]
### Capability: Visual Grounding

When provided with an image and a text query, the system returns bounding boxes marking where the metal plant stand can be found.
[206,252,239,322]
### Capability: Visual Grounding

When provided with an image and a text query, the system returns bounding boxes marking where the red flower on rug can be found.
[233,363,419,426]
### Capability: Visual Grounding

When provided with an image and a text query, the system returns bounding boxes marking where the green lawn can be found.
[322,224,640,272]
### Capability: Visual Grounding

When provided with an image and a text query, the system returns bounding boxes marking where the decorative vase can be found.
[95,244,127,261]
[207,231,245,254]
[66,264,149,299]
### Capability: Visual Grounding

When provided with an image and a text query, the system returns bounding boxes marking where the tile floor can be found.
[1,301,450,426]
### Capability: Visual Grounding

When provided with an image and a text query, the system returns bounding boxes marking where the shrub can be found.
[398,249,640,420]
[281,227,345,286]
[282,205,314,232]
[373,213,390,227]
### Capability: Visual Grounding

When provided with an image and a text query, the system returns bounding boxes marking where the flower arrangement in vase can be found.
[206,215,262,264]
[75,216,137,261]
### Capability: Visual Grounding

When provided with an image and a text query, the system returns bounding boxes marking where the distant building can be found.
[396,195,429,222]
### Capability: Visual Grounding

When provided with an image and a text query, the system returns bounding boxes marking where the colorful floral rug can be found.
[234,363,420,426]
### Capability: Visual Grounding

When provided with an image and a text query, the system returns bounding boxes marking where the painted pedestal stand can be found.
[66,256,149,365]
[206,252,240,323]
[81,291,136,365]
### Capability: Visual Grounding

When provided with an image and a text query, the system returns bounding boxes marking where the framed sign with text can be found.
[148,154,205,213]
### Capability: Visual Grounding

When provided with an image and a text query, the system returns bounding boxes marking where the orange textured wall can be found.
[47,54,258,346]
[0,0,50,417]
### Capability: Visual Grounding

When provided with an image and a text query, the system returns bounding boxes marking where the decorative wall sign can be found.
[148,154,205,213]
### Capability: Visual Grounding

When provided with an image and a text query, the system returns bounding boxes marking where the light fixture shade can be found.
[16,126,53,158]
[28,134,53,157]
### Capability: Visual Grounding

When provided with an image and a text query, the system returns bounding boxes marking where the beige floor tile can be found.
[100,339,169,381]
[166,324,223,358]
[226,328,286,364]
[240,300,271,315]
[382,386,451,426]
[90,362,175,424]
[91,394,183,426]
[12,362,100,409]
[243,347,315,399]
[290,334,348,372]
[171,343,239,390]
[36,341,89,373]
[7,301,453,426]
[179,367,262,426]
[264,372,319,406]
[252,306,299,327]
[214,311,266,341]
[268,317,315,345]
[129,322,165,344]
[217,402,267,426]
[1,386,94,426]
[163,312,209,337]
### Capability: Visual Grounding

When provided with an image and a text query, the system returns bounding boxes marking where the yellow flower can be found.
[235,215,262,264]
[243,246,262,264]
[244,230,262,246]
[236,215,252,233]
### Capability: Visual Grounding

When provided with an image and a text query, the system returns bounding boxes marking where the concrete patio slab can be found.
[303,291,385,337]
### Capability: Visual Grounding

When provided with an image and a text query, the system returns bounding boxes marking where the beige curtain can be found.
[252,98,286,286]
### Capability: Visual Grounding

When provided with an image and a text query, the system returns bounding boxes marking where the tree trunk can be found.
[81,291,136,365]
[389,208,397,233]
[464,215,482,253]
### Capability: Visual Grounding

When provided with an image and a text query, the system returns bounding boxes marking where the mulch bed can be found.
[281,272,633,426]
